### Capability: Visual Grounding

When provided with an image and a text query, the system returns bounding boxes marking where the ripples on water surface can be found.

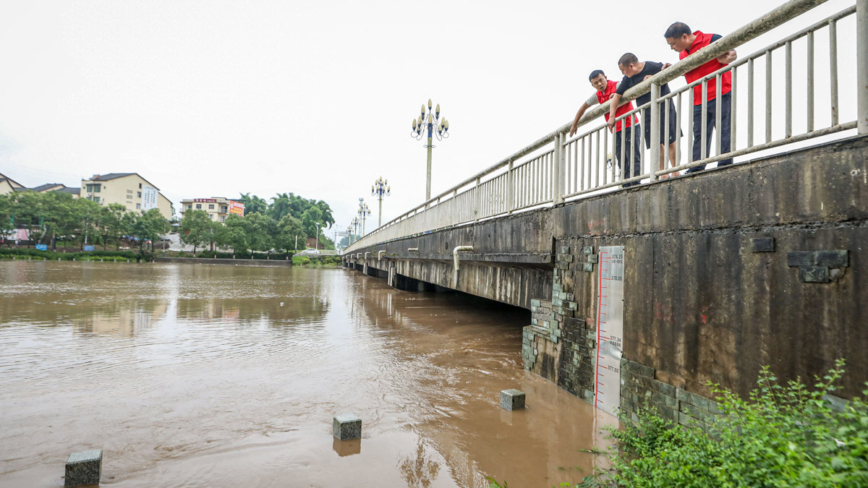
[0,262,614,487]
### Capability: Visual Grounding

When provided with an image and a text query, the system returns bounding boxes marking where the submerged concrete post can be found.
[333,414,362,440]
[65,449,102,487]
[500,389,526,411]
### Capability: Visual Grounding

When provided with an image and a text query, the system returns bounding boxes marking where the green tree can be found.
[274,214,304,252]
[179,210,212,254]
[241,212,274,252]
[314,200,335,229]
[301,206,323,239]
[99,204,131,250]
[130,208,170,252]
[219,214,249,255]
[238,193,267,216]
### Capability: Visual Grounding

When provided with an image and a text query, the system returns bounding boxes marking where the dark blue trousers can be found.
[614,124,642,187]
[687,92,733,173]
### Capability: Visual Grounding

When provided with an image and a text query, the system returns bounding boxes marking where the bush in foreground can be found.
[569,359,868,487]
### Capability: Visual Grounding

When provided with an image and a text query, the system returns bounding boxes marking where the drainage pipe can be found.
[453,246,474,288]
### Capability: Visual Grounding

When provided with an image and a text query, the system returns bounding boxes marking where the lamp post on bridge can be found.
[357,199,371,237]
[350,217,360,243]
[371,177,390,228]
[410,99,449,201]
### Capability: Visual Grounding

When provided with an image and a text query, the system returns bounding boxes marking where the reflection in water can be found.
[400,442,441,488]
[333,438,362,457]
[0,261,613,488]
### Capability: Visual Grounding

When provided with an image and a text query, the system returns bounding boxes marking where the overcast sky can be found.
[0,0,858,235]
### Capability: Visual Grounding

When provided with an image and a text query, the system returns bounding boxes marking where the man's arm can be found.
[607,93,622,130]
[717,50,737,64]
[569,102,592,137]
[710,34,737,64]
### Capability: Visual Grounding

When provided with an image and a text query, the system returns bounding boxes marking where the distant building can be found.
[0,172,25,195]
[179,197,244,224]
[80,173,173,220]
[29,183,80,198]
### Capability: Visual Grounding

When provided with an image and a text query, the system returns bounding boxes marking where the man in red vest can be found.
[569,70,642,187]
[665,22,737,173]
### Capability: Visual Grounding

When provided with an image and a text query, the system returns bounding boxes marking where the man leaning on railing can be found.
[569,70,642,188]
[608,53,682,180]
[665,22,738,172]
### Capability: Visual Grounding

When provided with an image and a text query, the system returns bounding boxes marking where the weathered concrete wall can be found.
[546,136,868,400]
[346,136,868,401]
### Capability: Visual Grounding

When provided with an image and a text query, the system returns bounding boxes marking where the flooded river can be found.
[0,262,614,487]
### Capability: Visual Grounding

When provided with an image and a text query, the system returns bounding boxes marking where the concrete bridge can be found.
[343,0,868,422]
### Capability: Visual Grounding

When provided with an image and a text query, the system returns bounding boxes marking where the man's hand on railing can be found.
[607,117,616,131]
[717,50,737,64]
[662,63,673,70]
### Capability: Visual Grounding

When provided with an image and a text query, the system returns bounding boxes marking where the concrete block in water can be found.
[500,389,526,410]
[65,449,102,487]
[333,414,362,440]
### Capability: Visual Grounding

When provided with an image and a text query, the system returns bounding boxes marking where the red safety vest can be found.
[597,80,636,132]
[681,31,732,105]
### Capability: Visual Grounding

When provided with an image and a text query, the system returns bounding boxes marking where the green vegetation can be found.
[0,248,140,261]
[183,192,337,256]
[563,360,868,488]
[0,191,169,252]
[291,255,341,267]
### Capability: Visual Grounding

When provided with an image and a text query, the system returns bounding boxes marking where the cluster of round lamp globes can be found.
[411,100,449,138]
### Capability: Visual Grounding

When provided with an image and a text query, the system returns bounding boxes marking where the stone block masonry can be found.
[525,239,598,404]
[619,358,723,430]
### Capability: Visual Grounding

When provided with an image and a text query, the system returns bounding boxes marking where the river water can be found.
[0,262,614,487]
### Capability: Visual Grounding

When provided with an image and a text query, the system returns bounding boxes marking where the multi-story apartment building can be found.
[80,173,173,220]
[179,197,244,223]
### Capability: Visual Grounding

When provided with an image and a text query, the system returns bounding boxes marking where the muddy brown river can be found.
[0,262,614,487]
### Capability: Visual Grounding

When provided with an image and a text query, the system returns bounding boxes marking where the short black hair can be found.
[618,53,638,67]
[588,69,605,81]
[664,22,692,39]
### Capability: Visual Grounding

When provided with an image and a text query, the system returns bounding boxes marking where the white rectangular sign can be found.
[594,246,625,417]
[142,186,158,211]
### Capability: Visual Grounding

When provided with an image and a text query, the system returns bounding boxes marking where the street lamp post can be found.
[371,177,391,228]
[346,225,354,245]
[357,199,371,236]
[410,99,449,201]
[351,217,360,243]
[315,223,321,251]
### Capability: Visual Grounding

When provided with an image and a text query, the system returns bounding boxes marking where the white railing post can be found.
[555,133,567,203]
[552,136,558,204]
[650,83,661,180]
[507,159,514,214]
[858,0,868,134]
[475,176,481,222]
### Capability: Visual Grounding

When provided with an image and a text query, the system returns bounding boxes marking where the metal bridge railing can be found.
[346,0,867,255]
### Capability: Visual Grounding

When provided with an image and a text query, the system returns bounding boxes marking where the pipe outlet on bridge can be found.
[378,250,386,260]
[453,246,474,288]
